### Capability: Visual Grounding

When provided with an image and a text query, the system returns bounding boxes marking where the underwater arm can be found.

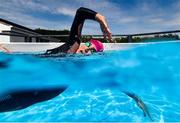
[122,91,154,122]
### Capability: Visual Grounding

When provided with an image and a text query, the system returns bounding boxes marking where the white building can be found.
[0,18,59,43]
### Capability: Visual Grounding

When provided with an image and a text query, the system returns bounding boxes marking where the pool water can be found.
[0,41,180,122]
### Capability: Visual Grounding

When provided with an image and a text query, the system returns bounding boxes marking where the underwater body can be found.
[0,41,180,122]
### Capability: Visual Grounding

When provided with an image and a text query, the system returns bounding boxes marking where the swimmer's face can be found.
[76,42,97,54]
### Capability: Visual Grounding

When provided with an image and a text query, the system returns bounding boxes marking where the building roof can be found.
[0,18,37,33]
[0,18,64,42]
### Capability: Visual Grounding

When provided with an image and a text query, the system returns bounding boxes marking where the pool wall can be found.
[1,40,179,53]
[1,42,146,53]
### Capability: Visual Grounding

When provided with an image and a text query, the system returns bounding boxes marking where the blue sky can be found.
[0,0,179,35]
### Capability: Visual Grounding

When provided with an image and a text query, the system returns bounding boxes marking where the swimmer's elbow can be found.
[96,13,106,23]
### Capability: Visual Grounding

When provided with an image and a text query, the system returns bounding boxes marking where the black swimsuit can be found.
[46,7,97,54]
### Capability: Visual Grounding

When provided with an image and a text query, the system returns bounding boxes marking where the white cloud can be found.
[56,7,76,17]
[161,16,180,27]
[148,18,164,23]
[16,0,50,12]
[0,0,50,14]
[0,0,179,34]
[0,8,70,30]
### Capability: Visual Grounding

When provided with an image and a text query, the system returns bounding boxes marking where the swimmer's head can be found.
[76,39,104,54]
[90,39,104,52]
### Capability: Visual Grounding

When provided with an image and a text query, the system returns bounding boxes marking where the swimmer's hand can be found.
[100,25,113,43]
[0,44,11,53]
[96,13,113,43]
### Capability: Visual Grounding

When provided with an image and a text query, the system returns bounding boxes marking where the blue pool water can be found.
[0,41,180,122]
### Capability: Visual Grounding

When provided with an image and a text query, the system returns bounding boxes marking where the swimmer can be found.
[45,7,112,55]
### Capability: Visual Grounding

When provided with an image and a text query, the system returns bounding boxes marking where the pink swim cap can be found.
[90,39,104,52]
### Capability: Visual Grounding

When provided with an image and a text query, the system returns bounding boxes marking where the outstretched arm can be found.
[95,14,112,42]
[0,44,11,53]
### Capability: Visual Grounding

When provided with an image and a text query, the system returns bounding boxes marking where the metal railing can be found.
[0,30,180,42]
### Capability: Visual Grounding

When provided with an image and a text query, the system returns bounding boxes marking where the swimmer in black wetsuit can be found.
[45,7,112,55]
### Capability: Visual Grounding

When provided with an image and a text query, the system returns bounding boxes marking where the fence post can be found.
[127,35,132,42]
